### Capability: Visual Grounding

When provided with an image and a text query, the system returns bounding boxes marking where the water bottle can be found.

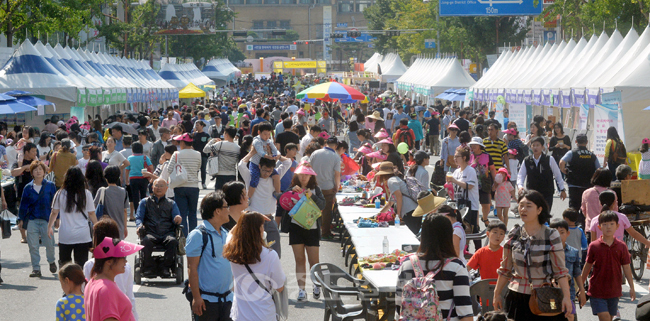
[394,215,400,228]
[375,198,381,208]
[382,236,389,254]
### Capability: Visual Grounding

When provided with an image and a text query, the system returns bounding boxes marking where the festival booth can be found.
[0,40,178,129]
[178,83,206,99]
[159,63,214,91]
[201,58,241,86]
[396,57,476,104]
[376,53,408,83]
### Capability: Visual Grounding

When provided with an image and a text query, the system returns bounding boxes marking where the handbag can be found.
[244,264,288,321]
[207,143,222,177]
[169,153,188,189]
[444,139,457,168]
[529,283,564,316]
[432,159,446,186]
[0,210,13,239]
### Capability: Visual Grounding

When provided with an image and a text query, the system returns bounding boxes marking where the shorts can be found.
[479,190,491,205]
[288,223,320,247]
[590,297,619,316]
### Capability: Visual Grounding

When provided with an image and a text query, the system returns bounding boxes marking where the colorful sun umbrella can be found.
[296,82,366,102]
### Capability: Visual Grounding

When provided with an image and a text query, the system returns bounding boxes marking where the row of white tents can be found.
[396,57,477,97]
[201,58,241,85]
[471,25,650,148]
[158,62,214,90]
[364,52,408,83]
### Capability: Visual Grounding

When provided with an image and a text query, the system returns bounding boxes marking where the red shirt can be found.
[586,237,630,299]
[467,246,503,284]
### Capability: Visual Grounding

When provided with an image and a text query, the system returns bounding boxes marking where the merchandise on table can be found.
[358,249,409,270]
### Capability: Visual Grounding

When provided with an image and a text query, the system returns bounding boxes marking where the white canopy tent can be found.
[202,58,241,85]
[159,63,214,89]
[396,57,476,101]
[377,53,408,83]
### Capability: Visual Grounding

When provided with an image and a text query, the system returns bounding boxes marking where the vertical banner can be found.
[70,107,85,123]
[601,91,624,145]
[593,103,619,164]
[495,103,505,126]
[509,103,528,134]
[322,6,332,62]
[578,104,590,130]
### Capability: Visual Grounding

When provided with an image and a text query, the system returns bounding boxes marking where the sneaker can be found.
[202,183,207,189]
[49,262,57,273]
[11,225,19,230]
[313,286,321,299]
[29,270,42,278]
[297,289,307,301]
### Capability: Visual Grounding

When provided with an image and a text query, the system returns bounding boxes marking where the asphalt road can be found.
[0,155,646,320]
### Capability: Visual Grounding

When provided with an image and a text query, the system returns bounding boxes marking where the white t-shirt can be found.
[37,145,51,159]
[53,189,96,244]
[78,158,90,175]
[453,166,480,211]
[102,150,127,167]
[508,159,519,182]
[229,247,286,321]
[141,141,153,158]
[238,158,292,215]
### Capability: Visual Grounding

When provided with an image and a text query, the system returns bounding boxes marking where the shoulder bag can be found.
[244,263,288,321]
[522,227,564,316]
[95,187,106,218]
[207,143,222,177]
[169,153,188,189]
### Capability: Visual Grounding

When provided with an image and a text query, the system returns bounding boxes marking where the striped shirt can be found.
[497,225,569,295]
[483,137,508,169]
[397,257,473,321]
[167,148,201,188]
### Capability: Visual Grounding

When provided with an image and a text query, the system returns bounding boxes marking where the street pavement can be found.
[0,155,647,320]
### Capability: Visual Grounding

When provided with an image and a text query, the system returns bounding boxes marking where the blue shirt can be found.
[135,195,181,228]
[126,154,152,179]
[392,112,408,130]
[251,117,265,128]
[275,121,284,135]
[185,221,234,302]
[280,160,297,192]
[564,244,581,301]
[55,294,85,321]
[114,137,124,151]
[18,179,57,222]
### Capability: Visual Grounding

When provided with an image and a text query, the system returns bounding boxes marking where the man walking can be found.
[309,137,341,239]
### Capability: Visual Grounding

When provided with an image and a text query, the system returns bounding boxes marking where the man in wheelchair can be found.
[135,178,182,278]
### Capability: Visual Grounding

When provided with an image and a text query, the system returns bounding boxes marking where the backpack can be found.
[403,176,427,201]
[400,255,453,321]
[397,129,414,149]
[610,140,627,164]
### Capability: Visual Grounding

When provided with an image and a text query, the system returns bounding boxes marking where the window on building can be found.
[229,0,244,4]
[338,1,352,12]
[298,0,312,3]
[253,20,264,29]
[356,1,371,12]
[266,0,279,4]
[280,20,291,29]
[316,0,330,3]
[247,0,262,4]
[280,0,295,3]
[267,21,277,28]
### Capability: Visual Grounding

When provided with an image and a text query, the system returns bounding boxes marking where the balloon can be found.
[497,95,506,105]
[397,142,409,154]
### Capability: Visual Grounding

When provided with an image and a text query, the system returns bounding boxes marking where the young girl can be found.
[494,168,515,227]
[56,263,86,321]
[639,138,650,180]
[440,205,467,265]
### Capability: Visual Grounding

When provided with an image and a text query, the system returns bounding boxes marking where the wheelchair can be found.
[134,225,184,285]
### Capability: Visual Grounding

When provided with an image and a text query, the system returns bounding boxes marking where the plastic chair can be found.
[469,279,498,315]
[310,263,377,321]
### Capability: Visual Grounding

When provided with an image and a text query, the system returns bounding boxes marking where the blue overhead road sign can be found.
[439,0,542,16]
[425,39,436,49]
[334,33,376,43]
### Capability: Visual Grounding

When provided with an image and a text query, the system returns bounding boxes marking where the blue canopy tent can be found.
[0,93,38,114]
[435,88,467,102]
[3,90,56,107]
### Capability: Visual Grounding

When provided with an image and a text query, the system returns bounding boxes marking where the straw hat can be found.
[375,162,396,176]
[412,193,447,217]
[367,111,384,121]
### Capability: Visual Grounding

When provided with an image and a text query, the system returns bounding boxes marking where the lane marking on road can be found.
[623,280,649,296]
[133,285,141,293]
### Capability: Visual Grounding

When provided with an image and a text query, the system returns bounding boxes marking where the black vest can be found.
[566,146,597,188]
[143,196,176,239]
[524,154,554,197]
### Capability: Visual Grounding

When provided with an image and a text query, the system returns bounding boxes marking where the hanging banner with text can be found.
[579,104,589,130]
[593,103,620,164]
[601,91,625,145]
[509,103,528,135]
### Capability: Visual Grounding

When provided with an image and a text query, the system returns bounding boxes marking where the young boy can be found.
[581,211,635,321]
[466,220,507,284]
[248,121,281,199]
[550,218,587,321]
[562,208,588,261]
[276,143,298,226]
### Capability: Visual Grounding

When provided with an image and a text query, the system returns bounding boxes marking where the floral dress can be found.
[639,150,650,179]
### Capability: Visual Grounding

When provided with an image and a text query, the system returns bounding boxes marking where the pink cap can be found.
[357,144,373,154]
[297,109,305,116]
[93,237,144,259]
[366,151,387,160]
[377,138,393,145]
[447,124,460,131]
[503,128,518,136]
[318,131,330,140]
[173,133,193,142]
[374,128,389,139]
[294,162,317,176]
[497,167,510,181]
[644,138,650,145]
[508,148,518,155]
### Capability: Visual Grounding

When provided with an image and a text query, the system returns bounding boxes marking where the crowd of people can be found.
[0,72,647,321]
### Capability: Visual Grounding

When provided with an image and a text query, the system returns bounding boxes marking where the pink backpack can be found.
[400,255,453,321]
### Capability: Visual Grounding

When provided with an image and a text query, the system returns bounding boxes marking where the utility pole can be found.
[436,12,440,57]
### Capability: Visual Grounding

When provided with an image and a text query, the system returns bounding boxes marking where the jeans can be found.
[192,301,232,321]
[215,175,236,191]
[26,219,55,271]
[175,187,200,236]
[200,155,208,185]
[141,234,178,270]
[59,242,92,267]
[130,178,149,213]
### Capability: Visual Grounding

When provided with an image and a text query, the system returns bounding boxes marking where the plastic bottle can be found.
[375,198,381,208]
[380,195,386,206]
[383,236,389,254]
[394,215,400,228]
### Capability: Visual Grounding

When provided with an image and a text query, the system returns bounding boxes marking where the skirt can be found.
[504,289,568,321]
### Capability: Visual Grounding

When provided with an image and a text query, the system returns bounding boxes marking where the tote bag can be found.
[169,153,188,189]
[288,195,322,229]
[207,144,222,177]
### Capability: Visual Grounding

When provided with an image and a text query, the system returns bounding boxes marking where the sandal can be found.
[482,219,490,226]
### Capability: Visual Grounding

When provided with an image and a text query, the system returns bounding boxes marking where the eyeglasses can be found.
[260,168,274,173]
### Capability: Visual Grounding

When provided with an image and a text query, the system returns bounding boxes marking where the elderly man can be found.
[135,179,182,278]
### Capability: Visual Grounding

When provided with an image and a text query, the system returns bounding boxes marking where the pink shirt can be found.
[589,211,631,241]
[161,118,178,129]
[581,186,618,230]
[85,278,135,321]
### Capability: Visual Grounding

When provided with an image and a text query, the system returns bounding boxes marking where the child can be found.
[248,122,281,199]
[550,218,587,321]
[639,138,650,180]
[562,208,588,261]
[467,220,506,284]
[276,143,298,226]
[589,190,650,247]
[440,205,467,265]
[506,149,518,190]
[493,168,514,227]
[581,210,635,321]
[56,263,86,321]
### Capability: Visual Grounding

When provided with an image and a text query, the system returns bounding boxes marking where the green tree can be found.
[95,0,161,57]
[363,0,399,54]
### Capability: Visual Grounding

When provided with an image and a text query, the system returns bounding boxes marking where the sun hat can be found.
[508,148,518,155]
[318,131,330,140]
[367,111,384,121]
[412,193,447,217]
[173,133,193,142]
[357,144,373,154]
[375,162,396,176]
[497,167,510,181]
[468,137,485,148]
[93,237,144,259]
[502,128,518,136]
[377,138,393,145]
[366,151,388,161]
[294,162,317,176]
[374,128,389,139]
[447,124,460,131]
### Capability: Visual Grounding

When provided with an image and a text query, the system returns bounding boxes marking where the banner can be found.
[579,104,589,130]
[509,103,528,134]
[495,103,505,126]
[70,107,85,123]
[593,103,619,164]
[601,91,624,145]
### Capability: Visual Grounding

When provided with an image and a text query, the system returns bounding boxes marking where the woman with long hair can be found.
[604,126,628,178]
[85,160,108,199]
[549,122,571,167]
[49,139,79,188]
[581,168,618,236]
[494,190,571,320]
[88,146,108,170]
[526,122,547,153]
[347,121,361,153]
[102,137,129,182]
[396,214,473,321]
[95,166,129,239]
[47,167,98,267]
[92,119,104,144]
[37,132,51,161]
[440,124,461,172]
[125,142,153,213]
[447,146,481,251]
[223,212,286,321]
[407,151,430,188]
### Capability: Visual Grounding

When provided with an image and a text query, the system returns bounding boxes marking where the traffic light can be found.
[385,30,401,37]
[293,41,297,45]
[305,41,309,45]
[347,31,362,38]
[232,31,247,37]
[330,33,345,39]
